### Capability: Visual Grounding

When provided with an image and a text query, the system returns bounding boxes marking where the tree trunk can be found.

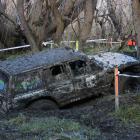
[132,0,140,59]
[79,0,97,50]
[107,0,122,40]
[17,0,39,52]
[49,0,64,43]
[0,0,18,48]
[132,0,140,33]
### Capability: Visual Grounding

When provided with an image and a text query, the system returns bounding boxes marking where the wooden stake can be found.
[110,38,113,48]
[76,40,79,51]
[137,33,140,60]
[115,65,119,110]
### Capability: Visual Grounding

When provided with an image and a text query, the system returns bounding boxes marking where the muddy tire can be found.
[27,99,59,110]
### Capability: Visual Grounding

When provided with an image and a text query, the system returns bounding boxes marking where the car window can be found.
[69,60,86,76]
[14,71,43,94]
[0,72,8,93]
[50,65,67,81]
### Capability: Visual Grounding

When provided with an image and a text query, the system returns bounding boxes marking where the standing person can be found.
[127,38,136,50]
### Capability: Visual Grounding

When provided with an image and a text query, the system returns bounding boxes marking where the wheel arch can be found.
[25,96,60,108]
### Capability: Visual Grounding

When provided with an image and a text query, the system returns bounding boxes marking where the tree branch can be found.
[0,9,17,26]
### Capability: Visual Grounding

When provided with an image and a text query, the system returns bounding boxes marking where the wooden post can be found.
[51,43,53,49]
[115,65,119,111]
[70,41,72,49]
[110,38,113,48]
[76,40,79,51]
[137,33,140,60]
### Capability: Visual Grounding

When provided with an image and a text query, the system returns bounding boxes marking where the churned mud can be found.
[0,92,140,140]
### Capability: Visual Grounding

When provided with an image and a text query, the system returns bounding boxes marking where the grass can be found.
[112,94,140,124]
[8,114,101,140]
[113,104,140,124]
[83,44,110,55]
[136,95,140,104]
[0,50,31,60]
[121,45,137,53]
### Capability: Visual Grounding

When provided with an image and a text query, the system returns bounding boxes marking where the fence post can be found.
[115,65,119,111]
[70,41,73,49]
[76,40,79,51]
[137,33,140,60]
[110,38,113,48]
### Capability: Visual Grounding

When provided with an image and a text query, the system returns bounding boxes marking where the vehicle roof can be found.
[88,52,139,70]
[0,47,87,75]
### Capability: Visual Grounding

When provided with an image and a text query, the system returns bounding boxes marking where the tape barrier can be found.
[119,73,140,78]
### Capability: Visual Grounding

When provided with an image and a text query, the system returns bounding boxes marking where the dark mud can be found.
[0,93,140,140]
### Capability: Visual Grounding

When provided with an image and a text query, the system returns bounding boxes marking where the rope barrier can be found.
[0,45,30,52]
[119,73,140,78]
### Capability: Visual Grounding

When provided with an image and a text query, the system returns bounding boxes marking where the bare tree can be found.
[106,0,123,40]
[133,0,140,42]
[0,0,20,49]
[17,0,39,52]
[16,0,97,52]
[132,0,140,58]
[80,0,97,44]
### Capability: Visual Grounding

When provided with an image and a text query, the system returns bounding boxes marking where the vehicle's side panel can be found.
[13,69,44,100]
[43,64,74,104]
[0,71,9,95]
[0,71,10,110]
[62,60,113,103]
[69,60,102,90]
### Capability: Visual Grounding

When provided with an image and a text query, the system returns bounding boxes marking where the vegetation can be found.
[113,94,140,124]
[114,105,140,124]
[1,0,140,53]
[8,114,100,140]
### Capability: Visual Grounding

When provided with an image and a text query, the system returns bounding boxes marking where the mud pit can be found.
[0,92,140,140]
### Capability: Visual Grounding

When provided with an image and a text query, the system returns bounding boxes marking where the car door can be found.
[43,64,74,95]
[69,60,105,92]
[68,60,98,91]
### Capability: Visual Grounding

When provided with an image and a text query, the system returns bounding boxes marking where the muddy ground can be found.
[0,92,140,140]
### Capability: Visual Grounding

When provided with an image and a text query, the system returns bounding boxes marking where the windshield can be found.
[0,72,8,93]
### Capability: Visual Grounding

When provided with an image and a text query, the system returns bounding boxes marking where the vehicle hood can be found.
[88,52,139,71]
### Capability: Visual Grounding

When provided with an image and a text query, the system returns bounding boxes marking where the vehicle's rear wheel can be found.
[27,99,59,110]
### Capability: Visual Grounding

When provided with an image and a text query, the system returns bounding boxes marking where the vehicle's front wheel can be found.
[27,99,59,110]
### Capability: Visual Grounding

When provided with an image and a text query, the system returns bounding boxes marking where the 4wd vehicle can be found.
[0,48,139,110]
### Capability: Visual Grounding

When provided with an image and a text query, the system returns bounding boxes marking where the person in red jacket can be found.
[127,39,136,50]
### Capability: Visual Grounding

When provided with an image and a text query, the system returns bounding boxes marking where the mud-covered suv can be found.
[0,48,139,110]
